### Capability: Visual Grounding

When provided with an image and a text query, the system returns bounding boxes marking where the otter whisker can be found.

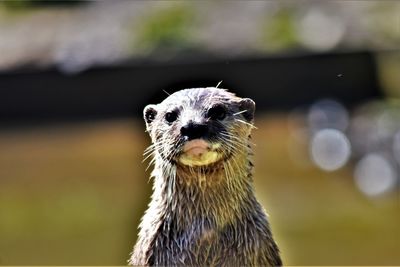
[217,135,238,152]
[219,139,245,156]
[145,155,158,171]
[219,137,240,153]
[143,148,154,156]
[219,133,249,151]
[234,118,258,129]
[219,132,247,145]
[233,110,248,116]
[143,147,157,159]
[143,142,157,152]
[143,149,157,163]
[220,129,256,148]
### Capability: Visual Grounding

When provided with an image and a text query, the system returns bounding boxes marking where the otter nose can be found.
[180,122,208,140]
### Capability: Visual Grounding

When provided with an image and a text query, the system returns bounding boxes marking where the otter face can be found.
[143,87,255,167]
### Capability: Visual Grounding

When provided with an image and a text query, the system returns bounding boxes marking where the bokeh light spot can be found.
[354,153,397,197]
[308,99,349,132]
[310,128,351,171]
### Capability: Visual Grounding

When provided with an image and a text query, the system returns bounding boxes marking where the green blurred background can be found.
[0,1,399,265]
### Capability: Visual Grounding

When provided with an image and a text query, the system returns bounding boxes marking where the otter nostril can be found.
[180,122,208,140]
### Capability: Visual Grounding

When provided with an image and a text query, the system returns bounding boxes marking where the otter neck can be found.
[150,148,255,229]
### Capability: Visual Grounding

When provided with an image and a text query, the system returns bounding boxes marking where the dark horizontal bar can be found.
[0,51,381,125]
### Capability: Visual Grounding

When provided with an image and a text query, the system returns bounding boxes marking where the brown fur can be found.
[129,88,282,266]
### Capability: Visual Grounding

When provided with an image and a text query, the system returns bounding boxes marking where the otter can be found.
[129,88,282,266]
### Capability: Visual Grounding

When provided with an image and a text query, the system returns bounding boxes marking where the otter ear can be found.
[238,98,256,121]
[143,104,158,129]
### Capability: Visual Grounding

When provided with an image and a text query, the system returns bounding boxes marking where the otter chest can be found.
[149,219,235,266]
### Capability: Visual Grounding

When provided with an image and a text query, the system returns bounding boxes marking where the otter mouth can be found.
[178,139,222,167]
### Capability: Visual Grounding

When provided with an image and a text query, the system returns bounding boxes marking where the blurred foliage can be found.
[134,4,195,52]
[261,8,299,52]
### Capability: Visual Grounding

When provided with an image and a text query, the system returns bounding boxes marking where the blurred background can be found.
[0,0,399,265]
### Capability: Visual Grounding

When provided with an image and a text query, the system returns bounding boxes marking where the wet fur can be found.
[129,88,282,266]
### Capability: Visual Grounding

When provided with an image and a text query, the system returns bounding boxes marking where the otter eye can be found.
[165,111,178,123]
[207,105,226,120]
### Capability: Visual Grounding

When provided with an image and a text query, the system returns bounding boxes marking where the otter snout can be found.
[180,121,208,141]
[179,123,221,167]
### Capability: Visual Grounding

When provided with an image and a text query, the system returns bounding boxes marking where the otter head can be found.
[143,87,255,168]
